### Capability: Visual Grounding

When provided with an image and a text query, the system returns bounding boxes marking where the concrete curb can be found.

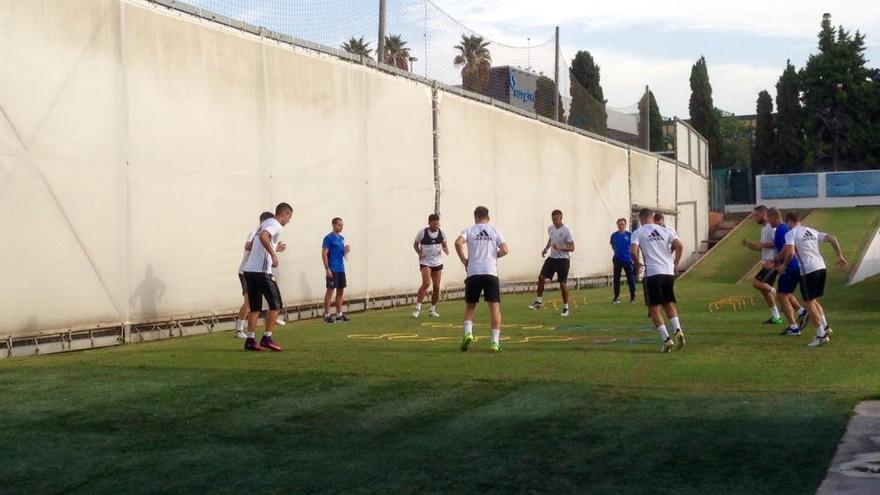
[816,401,880,494]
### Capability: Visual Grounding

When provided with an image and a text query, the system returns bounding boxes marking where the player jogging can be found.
[412,213,449,318]
[779,211,850,347]
[527,210,575,316]
[767,208,809,335]
[234,211,276,338]
[455,206,509,353]
[631,208,686,353]
[322,217,351,324]
[741,205,785,324]
[609,218,636,304]
[240,202,293,351]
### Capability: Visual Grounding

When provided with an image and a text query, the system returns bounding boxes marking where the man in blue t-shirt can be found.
[322,217,351,323]
[770,208,808,335]
[609,218,636,303]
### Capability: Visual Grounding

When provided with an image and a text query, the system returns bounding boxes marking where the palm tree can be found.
[383,35,411,70]
[341,36,372,58]
[454,34,492,93]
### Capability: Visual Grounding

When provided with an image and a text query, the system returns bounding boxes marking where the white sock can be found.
[536,296,543,303]
[770,306,781,319]
[820,315,828,328]
[415,303,421,311]
[563,304,569,309]
[264,331,272,337]
[789,324,799,331]
[770,287,777,295]
[670,317,681,332]
[430,305,437,312]
[247,332,255,339]
[491,328,500,343]
[463,320,473,336]
[657,324,670,340]
[235,320,244,331]
[797,307,807,316]
[337,312,344,317]
[815,324,826,338]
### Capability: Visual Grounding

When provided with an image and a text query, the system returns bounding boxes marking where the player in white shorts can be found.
[412,213,449,318]
[631,208,686,353]
[528,209,575,316]
[455,206,509,353]
[741,205,786,325]
[779,211,850,347]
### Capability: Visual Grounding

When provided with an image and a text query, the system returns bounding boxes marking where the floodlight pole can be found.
[553,26,560,122]
[378,0,386,64]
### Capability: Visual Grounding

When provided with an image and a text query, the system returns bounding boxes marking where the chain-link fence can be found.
[179,0,652,150]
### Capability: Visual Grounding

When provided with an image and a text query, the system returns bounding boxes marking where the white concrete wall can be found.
[0,0,710,338]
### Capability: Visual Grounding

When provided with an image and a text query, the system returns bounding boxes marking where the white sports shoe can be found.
[275,318,286,326]
[429,309,440,318]
[807,335,830,347]
[560,307,570,317]
[412,309,421,318]
[234,330,248,339]
[661,338,675,353]
[528,301,543,310]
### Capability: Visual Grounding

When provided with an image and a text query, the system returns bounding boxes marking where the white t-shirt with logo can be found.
[242,218,283,274]
[460,223,506,277]
[631,224,678,277]
[238,229,258,274]
[760,223,776,262]
[785,225,827,275]
[548,224,574,259]
[415,228,445,268]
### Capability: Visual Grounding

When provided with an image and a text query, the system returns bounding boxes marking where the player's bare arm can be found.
[824,234,851,271]
[497,243,509,258]
[455,236,468,268]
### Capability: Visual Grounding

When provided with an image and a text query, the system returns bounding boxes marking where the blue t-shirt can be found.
[610,231,633,263]
[322,233,346,272]
[774,223,799,272]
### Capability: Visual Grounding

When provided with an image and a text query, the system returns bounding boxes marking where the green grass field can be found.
[3,208,880,494]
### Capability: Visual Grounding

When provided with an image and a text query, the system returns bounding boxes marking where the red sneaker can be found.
[244,337,265,351]
[260,335,283,352]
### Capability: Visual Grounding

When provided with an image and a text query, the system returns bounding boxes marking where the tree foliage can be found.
[688,56,723,164]
[638,90,664,151]
[453,35,492,94]
[774,60,805,172]
[751,90,776,172]
[568,51,607,134]
[535,75,565,122]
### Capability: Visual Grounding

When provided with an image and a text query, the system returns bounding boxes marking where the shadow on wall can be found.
[130,265,166,320]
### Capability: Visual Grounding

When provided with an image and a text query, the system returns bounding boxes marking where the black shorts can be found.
[465,275,501,304]
[326,271,347,289]
[800,269,826,302]
[644,274,676,306]
[420,264,444,273]
[777,269,800,294]
[540,258,571,282]
[755,267,778,285]
[238,273,248,295]
[243,272,283,312]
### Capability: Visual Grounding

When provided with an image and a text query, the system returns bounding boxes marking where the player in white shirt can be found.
[741,205,785,324]
[412,213,449,318]
[630,208,686,353]
[526,210,575,316]
[779,211,850,347]
[241,202,293,352]
[454,206,509,353]
[234,211,276,338]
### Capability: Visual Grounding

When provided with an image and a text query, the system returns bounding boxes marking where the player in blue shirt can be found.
[322,217,351,323]
[769,208,808,335]
[610,218,636,303]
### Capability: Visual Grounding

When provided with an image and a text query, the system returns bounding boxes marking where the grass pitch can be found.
[2,208,879,494]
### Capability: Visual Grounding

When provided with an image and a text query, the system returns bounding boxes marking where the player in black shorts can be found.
[741,205,785,324]
[528,210,575,316]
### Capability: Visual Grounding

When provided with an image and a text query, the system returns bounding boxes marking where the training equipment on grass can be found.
[707,295,755,313]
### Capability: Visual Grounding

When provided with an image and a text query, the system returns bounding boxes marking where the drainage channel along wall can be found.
[0,0,710,352]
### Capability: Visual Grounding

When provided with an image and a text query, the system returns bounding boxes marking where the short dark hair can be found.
[785,211,800,223]
[332,217,343,226]
[551,209,562,217]
[616,217,627,224]
[767,207,780,218]
[653,212,664,222]
[474,206,489,219]
[275,202,293,215]
[754,205,768,213]
[638,208,653,221]
[428,213,440,222]
[259,211,274,222]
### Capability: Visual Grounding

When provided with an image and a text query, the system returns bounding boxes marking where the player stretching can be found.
[456,206,509,353]
[741,205,784,324]
[780,212,850,347]
[527,210,575,316]
[412,213,449,318]
[235,211,276,338]
[609,218,636,304]
[322,217,351,324]
[241,203,293,351]
[768,208,808,335]
[631,208,685,353]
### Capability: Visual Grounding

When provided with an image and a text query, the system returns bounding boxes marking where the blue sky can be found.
[435,0,880,117]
